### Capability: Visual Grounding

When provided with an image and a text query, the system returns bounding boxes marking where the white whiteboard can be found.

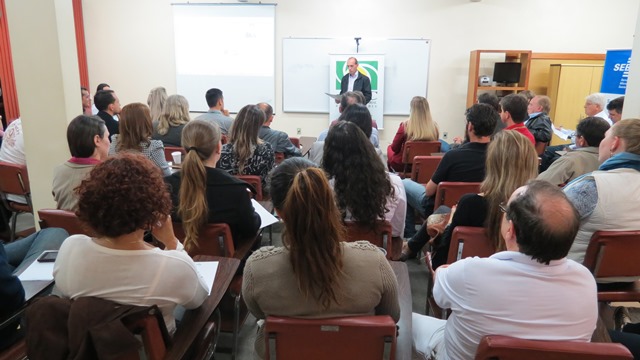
[172,4,275,113]
[282,38,430,115]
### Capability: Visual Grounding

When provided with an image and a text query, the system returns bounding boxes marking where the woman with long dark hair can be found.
[217,104,274,190]
[323,121,406,237]
[242,158,400,358]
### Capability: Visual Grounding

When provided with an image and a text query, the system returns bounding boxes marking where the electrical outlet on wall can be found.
[443,132,448,139]
[296,128,301,135]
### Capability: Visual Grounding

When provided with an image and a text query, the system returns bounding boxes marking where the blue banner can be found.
[601,49,632,95]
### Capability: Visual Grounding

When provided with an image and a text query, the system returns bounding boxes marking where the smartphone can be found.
[37,250,58,263]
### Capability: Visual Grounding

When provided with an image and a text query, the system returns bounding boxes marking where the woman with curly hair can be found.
[400,131,538,266]
[217,104,274,190]
[147,86,167,122]
[53,153,208,333]
[152,94,190,147]
[109,102,171,176]
[323,121,406,237]
[164,120,260,249]
[387,96,441,172]
[242,158,400,359]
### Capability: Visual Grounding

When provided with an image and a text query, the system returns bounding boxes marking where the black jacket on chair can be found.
[525,112,553,144]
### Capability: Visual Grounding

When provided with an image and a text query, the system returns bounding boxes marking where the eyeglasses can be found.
[499,202,508,213]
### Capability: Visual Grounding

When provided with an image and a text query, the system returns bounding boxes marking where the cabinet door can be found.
[550,66,596,145]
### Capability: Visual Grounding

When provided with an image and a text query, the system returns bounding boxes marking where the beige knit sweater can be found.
[242,240,400,359]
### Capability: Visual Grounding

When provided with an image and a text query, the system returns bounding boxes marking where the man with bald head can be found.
[257,102,301,158]
[412,180,597,359]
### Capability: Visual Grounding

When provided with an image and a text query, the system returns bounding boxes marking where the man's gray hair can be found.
[586,93,606,108]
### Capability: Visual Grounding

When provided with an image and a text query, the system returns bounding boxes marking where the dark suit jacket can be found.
[340,72,372,104]
[526,112,553,144]
[165,167,261,243]
[96,111,119,141]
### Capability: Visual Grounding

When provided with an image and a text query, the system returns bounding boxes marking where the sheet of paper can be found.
[553,127,573,141]
[194,261,219,295]
[18,261,55,281]
[324,92,342,100]
[252,199,279,229]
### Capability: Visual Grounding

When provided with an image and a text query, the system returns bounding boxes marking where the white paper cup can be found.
[171,151,182,165]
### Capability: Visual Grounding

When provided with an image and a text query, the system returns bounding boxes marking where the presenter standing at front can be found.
[339,57,372,104]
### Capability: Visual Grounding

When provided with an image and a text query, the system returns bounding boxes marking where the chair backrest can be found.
[447,226,494,264]
[583,230,640,278]
[235,175,263,201]
[163,146,185,162]
[38,209,97,237]
[289,137,300,148]
[401,141,441,166]
[120,306,171,360]
[172,222,235,258]
[534,142,547,156]
[410,156,442,184]
[298,136,317,156]
[433,182,482,209]
[265,315,397,360]
[344,220,393,258]
[475,335,633,360]
[0,161,30,196]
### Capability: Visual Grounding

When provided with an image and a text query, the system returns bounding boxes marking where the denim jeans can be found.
[403,179,429,238]
[5,228,69,274]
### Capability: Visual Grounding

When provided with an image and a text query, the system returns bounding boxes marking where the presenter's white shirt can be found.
[348,73,358,92]
[54,235,209,333]
[433,251,597,360]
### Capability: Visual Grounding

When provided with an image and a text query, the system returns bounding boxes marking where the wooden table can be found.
[166,256,240,359]
[391,261,413,360]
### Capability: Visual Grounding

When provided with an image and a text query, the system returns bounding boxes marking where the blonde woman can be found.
[164,120,260,248]
[147,86,167,121]
[217,104,275,190]
[387,96,440,172]
[401,131,538,266]
[152,94,190,147]
[242,158,400,359]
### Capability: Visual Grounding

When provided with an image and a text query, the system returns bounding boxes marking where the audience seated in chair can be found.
[152,94,191,147]
[309,103,383,166]
[538,116,609,187]
[401,131,538,265]
[525,95,553,151]
[52,115,110,211]
[165,120,260,248]
[564,118,640,263]
[216,104,275,192]
[322,121,406,238]
[0,117,26,206]
[257,102,301,158]
[412,180,597,359]
[109,103,171,176]
[402,103,498,238]
[387,96,444,172]
[194,88,234,135]
[53,153,208,334]
[242,158,400,359]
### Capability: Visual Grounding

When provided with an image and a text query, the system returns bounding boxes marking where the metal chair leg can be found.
[10,211,17,242]
[231,293,240,360]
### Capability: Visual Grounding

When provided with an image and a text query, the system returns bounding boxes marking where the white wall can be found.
[82,0,640,148]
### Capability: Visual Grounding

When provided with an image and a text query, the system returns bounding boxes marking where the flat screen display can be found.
[493,62,521,84]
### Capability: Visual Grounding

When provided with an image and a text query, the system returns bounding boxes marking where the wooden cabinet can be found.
[547,64,604,145]
[466,50,532,108]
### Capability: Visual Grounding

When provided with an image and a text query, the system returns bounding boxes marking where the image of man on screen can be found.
[339,57,372,104]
